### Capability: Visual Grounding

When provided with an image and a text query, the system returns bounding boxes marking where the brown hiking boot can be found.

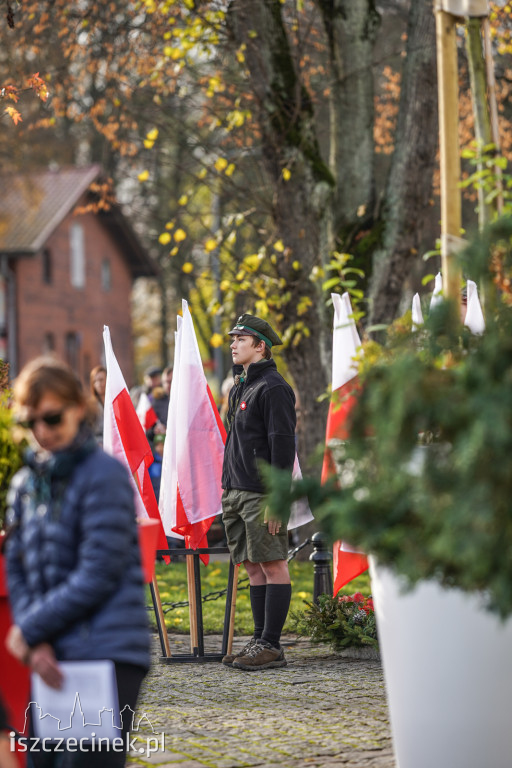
[222,637,258,667]
[232,640,287,671]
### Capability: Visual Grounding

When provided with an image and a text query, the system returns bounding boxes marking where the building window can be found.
[43,333,55,353]
[42,249,52,284]
[65,331,81,372]
[101,259,111,292]
[70,222,85,288]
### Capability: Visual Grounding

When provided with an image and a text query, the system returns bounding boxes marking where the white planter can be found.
[370,557,512,768]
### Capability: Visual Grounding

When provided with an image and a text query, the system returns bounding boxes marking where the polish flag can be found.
[159,300,226,565]
[103,326,168,558]
[322,293,368,594]
[136,391,158,431]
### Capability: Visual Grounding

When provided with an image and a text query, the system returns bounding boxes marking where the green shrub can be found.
[0,361,25,530]
[291,592,378,650]
[266,216,512,619]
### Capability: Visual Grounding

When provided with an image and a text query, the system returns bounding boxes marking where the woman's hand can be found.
[5,624,30,664]
[29,644,64,690]
[6,627,63,689]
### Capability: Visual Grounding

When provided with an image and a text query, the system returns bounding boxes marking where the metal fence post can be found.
[309,531,333,603]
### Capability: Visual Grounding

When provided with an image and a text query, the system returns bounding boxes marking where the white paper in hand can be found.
[30,660,120,740]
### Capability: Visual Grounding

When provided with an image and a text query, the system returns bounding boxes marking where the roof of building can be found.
[0,165,157,278]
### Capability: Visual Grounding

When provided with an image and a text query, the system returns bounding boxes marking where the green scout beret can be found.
[227,313,282,347]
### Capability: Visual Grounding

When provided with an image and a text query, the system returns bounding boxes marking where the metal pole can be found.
[193,553,204,657]
[150,576,171,658]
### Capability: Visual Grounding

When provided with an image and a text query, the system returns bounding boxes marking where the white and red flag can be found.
[136,391,158,431]
[322,293,368,594]
[159,300,226,565]
[102,326,168,557]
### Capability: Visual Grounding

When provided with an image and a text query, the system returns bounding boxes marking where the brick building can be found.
[0,165,156,385]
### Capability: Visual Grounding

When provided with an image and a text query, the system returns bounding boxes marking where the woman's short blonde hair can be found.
[13,356,86,409]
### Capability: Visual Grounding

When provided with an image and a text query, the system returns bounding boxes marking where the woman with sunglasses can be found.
[4,356,150,767]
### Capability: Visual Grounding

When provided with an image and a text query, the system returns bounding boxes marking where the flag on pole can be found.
[412,293,424,330]
[322,293,368,594]
[102,325,168,557]
[464,279,485,334]
[159,300,226,564]
[430,272,443,310]
[136,391,158,431]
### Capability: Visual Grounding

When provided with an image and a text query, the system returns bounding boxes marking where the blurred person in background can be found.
[4,356,150,767]
[88,364,106,446]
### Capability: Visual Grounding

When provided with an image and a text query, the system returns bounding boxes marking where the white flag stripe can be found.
[159,318,183,537]
[464,279,485,335]
[160,301,224,532]
[288,455,314,530]
[331,292,361,392]
[430,272,443,310]
[412,293,424,330]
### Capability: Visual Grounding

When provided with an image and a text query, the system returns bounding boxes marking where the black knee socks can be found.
[250,584,267,639]
[261,583,292,649]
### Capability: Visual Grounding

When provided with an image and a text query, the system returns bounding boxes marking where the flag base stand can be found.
[153,547,236,664]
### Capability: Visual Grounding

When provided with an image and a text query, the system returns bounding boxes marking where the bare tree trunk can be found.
[369,0,438,325]
[227,0,332,463]
[316,0,380,236]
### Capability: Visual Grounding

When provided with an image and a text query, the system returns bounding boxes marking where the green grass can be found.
[147,560,371,636]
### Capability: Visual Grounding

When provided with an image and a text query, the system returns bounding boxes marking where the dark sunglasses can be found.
[17,410,66,430]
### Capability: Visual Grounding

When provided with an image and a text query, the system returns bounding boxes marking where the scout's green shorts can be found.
[222,489,289,565]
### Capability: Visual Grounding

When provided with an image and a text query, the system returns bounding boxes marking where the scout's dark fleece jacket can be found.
[221,358,296,493]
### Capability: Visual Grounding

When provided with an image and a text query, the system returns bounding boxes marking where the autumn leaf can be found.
[138,170,149,182]
[182,262,193,273]
[214,157,228,172]
[204,238,217,252]
[27,73,49,102]
[158,232,171,245]
[210,333,223,348]
[2,85,19,103]
[174,228,187,242]
[5,106,22,125]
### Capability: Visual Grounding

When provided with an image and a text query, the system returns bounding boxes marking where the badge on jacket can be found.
[240,401,247,410]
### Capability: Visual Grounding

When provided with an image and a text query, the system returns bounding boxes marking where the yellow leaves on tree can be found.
[4,106,22,125]
[209,333,223,348]
[204,238,218,252]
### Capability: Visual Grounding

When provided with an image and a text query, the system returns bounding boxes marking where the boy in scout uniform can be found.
[221,314,296,670]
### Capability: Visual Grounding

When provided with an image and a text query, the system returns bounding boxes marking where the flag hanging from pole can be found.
[159,300,226,565]
[136,391,158,431]
[102,326,168,558]
[322,293,368,594]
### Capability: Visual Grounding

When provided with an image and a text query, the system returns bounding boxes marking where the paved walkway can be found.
[127,634,395,768]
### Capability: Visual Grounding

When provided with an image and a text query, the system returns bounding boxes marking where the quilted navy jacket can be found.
[5,430,150,670]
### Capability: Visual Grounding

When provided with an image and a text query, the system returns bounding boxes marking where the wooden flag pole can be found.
[226,564,240,656]
[186,554,199,652]
[435,7,462,304]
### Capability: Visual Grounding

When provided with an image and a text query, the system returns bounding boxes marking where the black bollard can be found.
[309,531,333,603]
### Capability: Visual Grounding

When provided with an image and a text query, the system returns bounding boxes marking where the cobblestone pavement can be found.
[127,634,395,768]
